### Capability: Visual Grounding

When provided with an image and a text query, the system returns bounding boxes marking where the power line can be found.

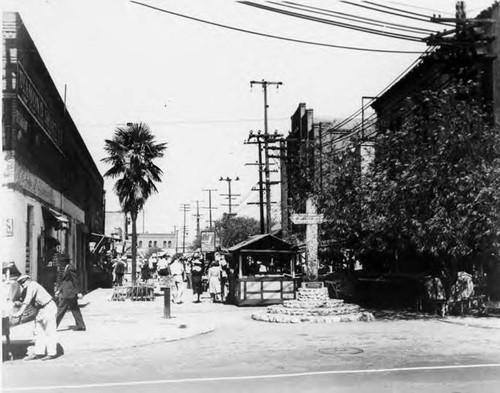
[318,46,436,140]
[363,1,443,20]
[387,1,453,16]
[340,0,454,26]
[130,1,424,54]
[79,117,291,127]
[240,1,425,42]
[281,1,437,34]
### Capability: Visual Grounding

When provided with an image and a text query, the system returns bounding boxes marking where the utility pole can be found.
[192,200,202,243]
[219,176,240,217]
[246,130,283,233]
[179,204,190,254]
[202,188,218,230]
[250,79,283,233]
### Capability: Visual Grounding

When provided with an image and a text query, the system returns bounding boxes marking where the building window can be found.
[148,241,152,248]
[153,240,157,247]
[168,241,172,248]
[163,241,167,247]
[139,241,142,248]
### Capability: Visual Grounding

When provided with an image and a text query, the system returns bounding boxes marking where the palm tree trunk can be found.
[131,212,138,285]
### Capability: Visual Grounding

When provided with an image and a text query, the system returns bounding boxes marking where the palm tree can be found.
[102,123,167,285]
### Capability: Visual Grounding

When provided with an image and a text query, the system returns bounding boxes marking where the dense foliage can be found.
[214,215,261,248]
[293,81,500,273]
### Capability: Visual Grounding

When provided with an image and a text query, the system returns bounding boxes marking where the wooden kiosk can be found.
[228,234,299,306]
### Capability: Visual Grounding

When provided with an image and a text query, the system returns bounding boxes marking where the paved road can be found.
[3,307,500,392]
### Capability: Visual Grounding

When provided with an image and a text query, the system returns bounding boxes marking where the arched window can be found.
[148,241,152,248]
[163,241,167,247]
[139,241,143,248]
[153,240,157,247]
[168,241,172,248]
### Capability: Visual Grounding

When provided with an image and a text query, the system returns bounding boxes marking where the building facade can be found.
[2,12,105,293]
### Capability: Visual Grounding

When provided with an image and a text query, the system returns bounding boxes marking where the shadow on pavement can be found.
[3,341,64,362]
[370,309,442,321]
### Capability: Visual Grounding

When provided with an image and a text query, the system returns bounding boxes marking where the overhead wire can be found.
[317,45,437,141]
[340,0,455,26]
[280,1,437,34]
[363,0,441,19]
[240,1,425,42]
[387,1,453,16]
[130,1,424,54]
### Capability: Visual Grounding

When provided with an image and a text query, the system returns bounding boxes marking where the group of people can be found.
[11,255,86,361]
[146,251,232,304]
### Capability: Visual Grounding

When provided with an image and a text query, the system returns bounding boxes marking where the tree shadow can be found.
[369,308,442,321]
[2,340,64,361]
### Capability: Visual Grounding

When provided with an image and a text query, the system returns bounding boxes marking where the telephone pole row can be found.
[250,79,283,233]
[179,204,191,254]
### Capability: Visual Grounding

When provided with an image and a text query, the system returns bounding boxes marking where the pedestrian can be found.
[113,256,126,286]
[208,261,222,303]
[140,258,150,281]
[169,256,185,304]
[191,256,204,303]
[56,257,86,331]
[219,255,229,302]
[12,275,58,360]
[185,258,192,290]
[157,254,170,277]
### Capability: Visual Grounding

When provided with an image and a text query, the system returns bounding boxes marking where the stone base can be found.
[267,303,360,316]
[252,311,375,324]
[252,285,374,324]
[283,299,344,309]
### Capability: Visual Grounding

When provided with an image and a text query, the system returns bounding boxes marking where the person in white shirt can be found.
[169,257,185,304]
[12,275,58,360]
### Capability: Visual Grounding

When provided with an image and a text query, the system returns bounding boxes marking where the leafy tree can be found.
[214,215,260,248]
[102,123,167,284]
[365,80,500,273]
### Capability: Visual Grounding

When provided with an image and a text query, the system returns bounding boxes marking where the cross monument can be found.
[290,198,324,281]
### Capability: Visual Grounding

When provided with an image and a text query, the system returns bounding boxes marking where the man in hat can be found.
[112,256,127,286]
[56,256,86,331]
[12,275,58,360]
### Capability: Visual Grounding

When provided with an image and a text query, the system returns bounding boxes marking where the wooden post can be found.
[163,287,171,319]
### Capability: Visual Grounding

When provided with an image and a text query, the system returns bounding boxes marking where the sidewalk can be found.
[7,288,220,356]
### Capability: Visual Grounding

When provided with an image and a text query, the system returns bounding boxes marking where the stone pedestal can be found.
[252,284,374,324]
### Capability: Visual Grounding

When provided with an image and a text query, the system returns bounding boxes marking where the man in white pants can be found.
[169,258,185,304]
[13,275,58,360]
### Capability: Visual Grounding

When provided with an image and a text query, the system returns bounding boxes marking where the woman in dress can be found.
[191,257,204,303]
[207,261,222,303]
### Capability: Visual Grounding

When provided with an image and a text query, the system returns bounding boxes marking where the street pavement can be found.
[4,288,216,355]
[2,288,500,392]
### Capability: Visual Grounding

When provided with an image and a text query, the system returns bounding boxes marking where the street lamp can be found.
[219,176,240,216]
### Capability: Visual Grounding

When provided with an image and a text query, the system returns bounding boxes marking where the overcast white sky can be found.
[3,0,495,238]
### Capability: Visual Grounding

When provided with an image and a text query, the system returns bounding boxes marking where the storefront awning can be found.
[90,233,121,254]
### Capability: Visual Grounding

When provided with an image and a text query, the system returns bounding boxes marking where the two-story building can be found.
[2,12,105,294]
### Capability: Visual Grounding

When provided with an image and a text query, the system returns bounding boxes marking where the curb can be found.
[437,318,500,330]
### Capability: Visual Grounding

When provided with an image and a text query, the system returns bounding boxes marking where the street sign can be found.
[201,231,216,252]
[290,213,324,225]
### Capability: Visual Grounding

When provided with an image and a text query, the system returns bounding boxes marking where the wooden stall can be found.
[228,234,299,306]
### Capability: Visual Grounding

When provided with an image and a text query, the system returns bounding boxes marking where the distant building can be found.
[136,232,177,256]
[2,12,105,293]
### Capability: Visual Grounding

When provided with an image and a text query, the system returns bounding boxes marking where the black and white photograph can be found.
[2,0,500,392]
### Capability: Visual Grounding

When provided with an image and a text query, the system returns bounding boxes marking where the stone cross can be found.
[290,198,324,281]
